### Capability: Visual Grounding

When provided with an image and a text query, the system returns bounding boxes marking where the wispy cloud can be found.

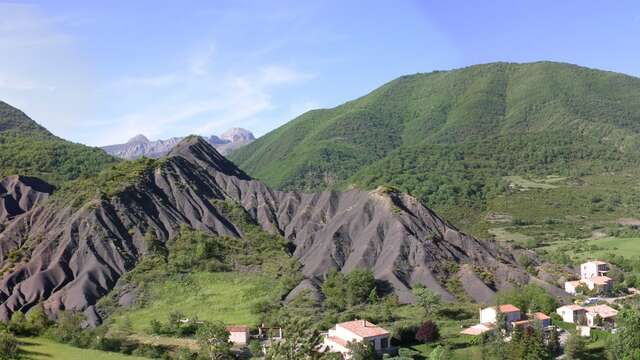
[100,47,314,145]
[0,3,318,146]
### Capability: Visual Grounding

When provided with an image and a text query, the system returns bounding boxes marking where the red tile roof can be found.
[586,305,618,318]
[326,336,349,347]
[559,304,585,311]
[589,276,612,285]
[532,312,550,320]
[498,304,520,313]
[226,326,250,333]
[337,320,389,338]
[460,323,494,336]
[512,320,532,326]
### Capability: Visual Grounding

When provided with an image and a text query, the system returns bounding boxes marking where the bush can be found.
[0,331,19,360]
[415,320,439,343]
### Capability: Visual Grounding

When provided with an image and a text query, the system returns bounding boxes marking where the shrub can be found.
[0,331,19,360]
[415,320,439,343]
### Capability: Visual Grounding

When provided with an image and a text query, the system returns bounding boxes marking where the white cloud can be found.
[0,3,316,146]
[99,49,314,145]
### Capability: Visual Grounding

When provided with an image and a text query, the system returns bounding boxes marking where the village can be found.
[178,259,636,359]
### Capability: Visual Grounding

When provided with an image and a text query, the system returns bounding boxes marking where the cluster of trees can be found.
[321,268,377,310]
[495,284,558,315]
[477,323,560,360]
[0,130,117,186]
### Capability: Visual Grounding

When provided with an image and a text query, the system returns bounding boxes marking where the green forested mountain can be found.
[230,62,640,231]
[0,101,117,184]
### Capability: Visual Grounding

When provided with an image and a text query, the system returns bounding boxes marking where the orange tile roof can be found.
[586,305,618,318]
[460,323,494,335]
[589,276,612,285]
[326,336,349,347]
[226,326,249,333]
[559,304,585,311]
[337,320,389,338]
[532,312,550,320]
[498,304,521,313]
[512,320,532,326]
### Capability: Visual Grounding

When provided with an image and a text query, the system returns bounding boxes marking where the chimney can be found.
[362,320,366,327]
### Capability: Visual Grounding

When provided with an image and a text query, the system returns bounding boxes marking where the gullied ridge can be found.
[0,137,551,323]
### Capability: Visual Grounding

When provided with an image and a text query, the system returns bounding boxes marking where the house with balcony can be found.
[581,260,609,279]
[565,260,613,295]
[323,320,392,358]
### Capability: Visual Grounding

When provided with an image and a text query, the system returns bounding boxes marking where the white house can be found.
[585,305,618,328]
[556,304,587,324]
[226,326,250,345]
[323,320,391,358]
[565,261,613,295]
[581,261,609,279]
[479,304,522,326]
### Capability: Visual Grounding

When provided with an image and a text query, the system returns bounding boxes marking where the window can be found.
[380,337,388,349]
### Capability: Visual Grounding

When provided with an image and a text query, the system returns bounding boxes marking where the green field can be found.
[545,236,640,261]
[20,337,146,360]
[109,272,278,333]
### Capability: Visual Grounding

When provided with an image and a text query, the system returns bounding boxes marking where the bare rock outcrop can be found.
[0,137,558,322]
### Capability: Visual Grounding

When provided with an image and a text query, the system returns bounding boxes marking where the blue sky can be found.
[0,1,639,146]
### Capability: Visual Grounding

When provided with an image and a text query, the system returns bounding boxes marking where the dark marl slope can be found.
[0,137,556,323]
[0,176,53,225]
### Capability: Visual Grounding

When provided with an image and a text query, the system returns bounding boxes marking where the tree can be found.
[196,321,233,360]
[51,311,91,347]
[27,303,52,334]
[346,268,376,306]
[564,334,587,360]
[0,331,19,360]
[607,307,640,360]
[412,285,441,315]
[8,311,32,336]
[546,328,560,356]
[143,230,167,257]
[495,284,558,314]
[322,269,347,310]
[415,320,439,343]
[347,340,376,360]
[266,318,321,360]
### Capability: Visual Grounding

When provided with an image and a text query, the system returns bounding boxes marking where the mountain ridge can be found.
[0,136,557,324]
[229,61,640,229]
[102,128,255,160]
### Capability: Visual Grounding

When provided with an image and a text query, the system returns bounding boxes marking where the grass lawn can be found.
[20,337,147,360]
[109,272,278,334]
[578,237,640,259]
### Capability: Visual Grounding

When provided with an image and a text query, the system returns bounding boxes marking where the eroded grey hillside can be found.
[0,137,561,324]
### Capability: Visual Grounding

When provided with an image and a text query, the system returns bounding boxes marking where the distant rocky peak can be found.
[127,134,150,144]
[207,134,229,145]
[220,128,255,143]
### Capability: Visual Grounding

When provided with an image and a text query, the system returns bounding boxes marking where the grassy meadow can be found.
[109,272,279,334]
[20,337,147,360]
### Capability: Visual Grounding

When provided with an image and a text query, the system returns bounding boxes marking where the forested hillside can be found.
[0,101,117,185]
[230,62,640,229]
